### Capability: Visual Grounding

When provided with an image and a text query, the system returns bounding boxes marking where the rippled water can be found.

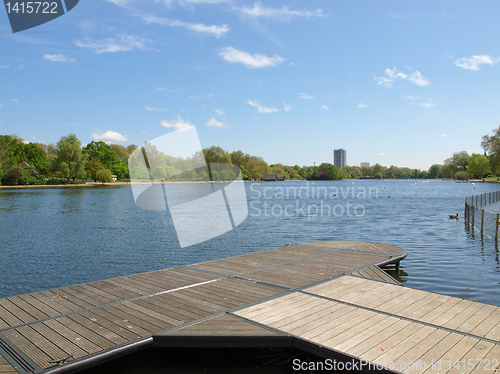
[0,180,499,306]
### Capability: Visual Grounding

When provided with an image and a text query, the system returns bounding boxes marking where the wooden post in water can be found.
[465,198,468,223]
[481,208,485,236]
[496,213,499,241]
[471,205,475,228]
[481,194,483,206]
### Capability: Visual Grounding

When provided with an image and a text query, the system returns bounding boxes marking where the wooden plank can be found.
[50,316,117,350]
[360,322,427,361]
[0,299,38,324]
[346,319,412,357]
[100,305,169,333]
[470,307,500,338]
[390,328,450,369]
[37,289,91,312]
[456,304,498,334]
[443,302,488,330]
[110,303,174,330]
[28,322,88,359]
[85,308,152,337]
[43,319,102,354]
[322,313,389,348]
[116,301,179,327]
[256,296,336,327]
[0,355,17,374]
[234,293,304,319]
[308,309,378,343]
[1,328,53,369]
[427,299,474,327]
[20,292,73,315]
[332,315,399,353]
[0,305,23,327]
[17,293,67,318]
[421,335,478,374]
[296,307,368,341]
[447,339,495,374]
[417,332,465,373]
[76,310,141,341]
[8,325,69,369]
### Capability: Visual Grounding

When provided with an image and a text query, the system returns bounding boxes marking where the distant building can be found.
[360,162,370,168]
[262,174,285,181]
[333,149,346,168]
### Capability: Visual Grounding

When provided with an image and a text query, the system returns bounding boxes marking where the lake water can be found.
[1,180,499,307]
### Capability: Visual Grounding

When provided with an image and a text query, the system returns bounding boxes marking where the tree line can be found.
[2,126,500,185]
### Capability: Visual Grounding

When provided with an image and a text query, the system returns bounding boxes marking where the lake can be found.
[0,180,499,307]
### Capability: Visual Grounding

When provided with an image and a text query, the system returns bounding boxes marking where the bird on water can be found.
[449,213,459,219]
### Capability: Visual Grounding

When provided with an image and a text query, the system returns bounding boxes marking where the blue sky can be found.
[1,0,499,170]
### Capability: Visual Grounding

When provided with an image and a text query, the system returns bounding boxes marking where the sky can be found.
[1,0,500,170]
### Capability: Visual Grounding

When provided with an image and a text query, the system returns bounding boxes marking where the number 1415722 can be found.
[5,2,58,14]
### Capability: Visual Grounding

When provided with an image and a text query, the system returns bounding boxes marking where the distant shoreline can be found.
[1,178,498,190]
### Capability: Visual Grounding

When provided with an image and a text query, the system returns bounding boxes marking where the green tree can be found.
[466,153,490,178]
[23,143,48,173]
[110,144,130,163]
[454,171,470,180]
[52,134,87,182]
[96,168,113,184]
[427,164,442,179]
[86,157,106,181]
[481,125,500,174]
[0,135,25,169]
[84,141,128,178]
[444,151,470,177]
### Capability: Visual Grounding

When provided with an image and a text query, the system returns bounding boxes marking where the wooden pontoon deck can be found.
[0,241,498,373]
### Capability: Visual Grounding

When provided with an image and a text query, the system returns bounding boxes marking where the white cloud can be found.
[160,115,193,131]
[234,1,325,20]
[74,34,155,53]
[157,88,170,91]
[403,95,421,100]
[189,95,203,99]
[442,133,450,137]
[206,117,227,127]
[0,119,4,125]
[11,99,18,103]
[417,102,436,109]
[299,93,314,100]
[0,104,3,108]
[144,106,167,111]
[358,103,367,108]
[91,130,128,142]
[283,102,292,111]
[215,109,225,116]
[0,64,10,68]
[407,71,429,86]
[142,15,229,38]
[374,67,429,87]
[321,105,330,110]
[218,47,285,69]
[43,54,76,62]
[247,100,279,113]
[455,55,500,71]
[378,152,385,156]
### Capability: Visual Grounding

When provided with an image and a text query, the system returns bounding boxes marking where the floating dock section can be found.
[0,241,499,373]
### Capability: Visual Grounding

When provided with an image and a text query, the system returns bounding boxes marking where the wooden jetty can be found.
[0,241,499,373]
